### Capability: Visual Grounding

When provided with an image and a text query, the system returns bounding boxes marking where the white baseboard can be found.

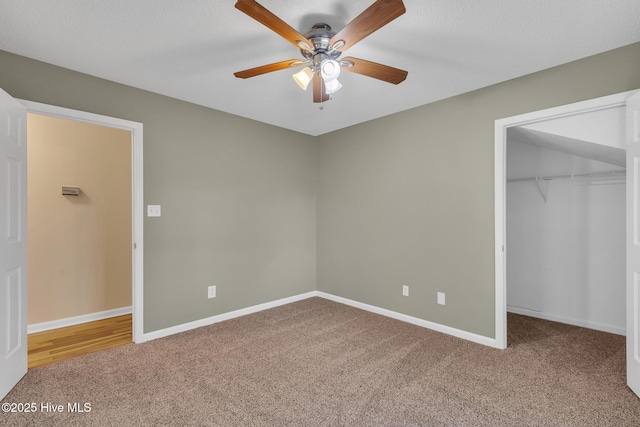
[28,306,132,334]
[139,291,499,348]
[139,291,318,343]
[507,305,625,336]
[318,292,499,348]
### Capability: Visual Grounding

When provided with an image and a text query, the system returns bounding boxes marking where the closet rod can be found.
[507,169,625,183]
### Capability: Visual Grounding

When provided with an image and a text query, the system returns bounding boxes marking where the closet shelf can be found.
[507,169,626,203]
[507,169,625,183]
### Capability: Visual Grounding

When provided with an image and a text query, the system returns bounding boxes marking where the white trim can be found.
[18,100,144,344]
[139,292,319,342]
[494,89,638,349]
[494,119,507,350]
[318,292,499,348]
[139,290,500,348]
[507,306,625,336]
[28,306,132,334]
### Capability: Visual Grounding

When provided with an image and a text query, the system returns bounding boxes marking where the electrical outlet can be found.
[437,292,445,305]
[402,285,409,296]
[208,285,216,299]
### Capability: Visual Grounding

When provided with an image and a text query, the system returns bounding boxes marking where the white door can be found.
[0,88,27,400]
[627,90,640,398]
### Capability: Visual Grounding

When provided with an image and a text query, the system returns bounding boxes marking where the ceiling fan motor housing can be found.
[300,23,342,61]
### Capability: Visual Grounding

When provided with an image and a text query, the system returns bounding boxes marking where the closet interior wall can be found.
[506,135,626,335]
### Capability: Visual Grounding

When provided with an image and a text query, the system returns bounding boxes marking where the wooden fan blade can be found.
[341,57,407,84]
[235,0,313,51]
[234,60,305,79]
[313,73,330,103]
[330,0,405,51]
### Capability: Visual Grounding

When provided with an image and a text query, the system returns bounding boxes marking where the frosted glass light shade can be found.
[324,79,342,94]
[293,67,313,90]
[320,59,340,82]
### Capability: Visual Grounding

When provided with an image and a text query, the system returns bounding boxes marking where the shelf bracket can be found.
[535,177,549,203]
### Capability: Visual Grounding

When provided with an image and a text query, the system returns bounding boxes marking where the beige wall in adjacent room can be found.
[27,113,132,324]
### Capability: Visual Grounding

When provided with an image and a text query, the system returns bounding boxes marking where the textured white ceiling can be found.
[1,0,639,136]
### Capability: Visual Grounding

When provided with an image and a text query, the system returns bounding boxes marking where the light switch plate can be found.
[437,292,446,305]
[147,205,161,217]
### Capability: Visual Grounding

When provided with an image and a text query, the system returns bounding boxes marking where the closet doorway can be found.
[505,119,626,335]
[494,90,635,349]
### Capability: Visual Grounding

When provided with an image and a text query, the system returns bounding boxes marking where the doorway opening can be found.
[505,122,625,337]
[494,90,634,349]
[20,100,144,353]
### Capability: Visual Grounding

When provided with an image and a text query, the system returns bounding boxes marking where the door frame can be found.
[494,89,636,349]
[20,100,144,343]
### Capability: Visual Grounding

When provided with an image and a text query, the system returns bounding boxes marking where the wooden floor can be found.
[28,314,132,369]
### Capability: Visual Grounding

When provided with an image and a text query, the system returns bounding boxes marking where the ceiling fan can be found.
[233,0,408,103]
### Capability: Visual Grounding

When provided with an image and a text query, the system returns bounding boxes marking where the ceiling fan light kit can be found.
[324,79,342,95]
[293,67,314,90]
[320,59,341,82]
[233,0,408,103]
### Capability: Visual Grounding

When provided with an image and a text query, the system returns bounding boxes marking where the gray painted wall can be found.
[0,50,317,333]
[1,42,639,339]
[316,42,640,338]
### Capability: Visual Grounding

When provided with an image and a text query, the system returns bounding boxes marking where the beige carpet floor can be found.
[1,297,639,426]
